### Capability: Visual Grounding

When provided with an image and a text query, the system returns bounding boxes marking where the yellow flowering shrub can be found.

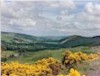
[67,68,81,76]
[1,57,61,76]
[2,50,99,76]
[62,50,99,66]
[57,68,86,76]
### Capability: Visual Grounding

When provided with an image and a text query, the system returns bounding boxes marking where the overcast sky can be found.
[1,0,100,37]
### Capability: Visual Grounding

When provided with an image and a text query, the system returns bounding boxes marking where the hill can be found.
[1,32,63,43]
[1,32,62,51]
[59,35,100,47]
[1,32,100,51]
[1,32,38,43]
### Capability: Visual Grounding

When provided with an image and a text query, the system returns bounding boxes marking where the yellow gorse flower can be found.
[1,57,86,76]
[62,50,99,65]
[2,50,97,76]
[1,57,60,76]
[68,68,80,76]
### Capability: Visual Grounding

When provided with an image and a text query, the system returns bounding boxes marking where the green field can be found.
[2,46,100,75]
[2,46,93,63]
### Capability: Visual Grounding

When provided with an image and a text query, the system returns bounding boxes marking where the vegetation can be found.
[1,57,60,76]
[1,46,94,63]
[1,32,100,76]
[62,51,99,67]
[1,32,100,52]
[2,57,86,76]
[1,50,100,76]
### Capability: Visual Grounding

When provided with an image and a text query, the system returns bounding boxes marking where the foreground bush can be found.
[62,50,99,66]
[2,50,98,76]
[1,57,86,76]
[57,68,86,76]
[1,57,61,76]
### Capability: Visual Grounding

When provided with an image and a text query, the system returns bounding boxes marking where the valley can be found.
[1,32,100,76]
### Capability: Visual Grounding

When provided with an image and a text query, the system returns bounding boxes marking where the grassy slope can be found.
[2,46,100,75]
[60,35,100,47]
[1,32,62,43]
[1,32,37,43]
[5,46,93,63]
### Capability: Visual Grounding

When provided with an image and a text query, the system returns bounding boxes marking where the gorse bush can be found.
[62,50,99,66]
[1,57,61,76]
[2,50,99,76]
[1,57,86,76]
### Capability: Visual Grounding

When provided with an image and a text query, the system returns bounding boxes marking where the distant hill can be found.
[1,32,64,43]
[59,35,100,47]
[1,32,38,43]
[1,32,100,51]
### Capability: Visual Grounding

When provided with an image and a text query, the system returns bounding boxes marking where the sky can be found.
[1,0,100,37]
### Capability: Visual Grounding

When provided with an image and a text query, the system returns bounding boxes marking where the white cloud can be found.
[1,0,100,36]
[43,0,75,9]
[1,1,37,30]
[9,18,36,27]
[48,1,100,36]
[85,2,100,15]
[74,2,100,30]
[59,0,75,9]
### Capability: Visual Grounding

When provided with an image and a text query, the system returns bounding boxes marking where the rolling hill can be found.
[59,35,100,48]
[1,32,63,43]
[1,32,38,43]
[1,32,100,51]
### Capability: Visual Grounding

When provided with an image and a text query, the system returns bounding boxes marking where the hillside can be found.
[1,32,62,51]
[59,35,100,47]
[1,32,100,51]
[1,32,63,43]
[1,32,38,43]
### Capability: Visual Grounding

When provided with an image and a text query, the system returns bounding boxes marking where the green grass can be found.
[68,46,93,54]
[3,46,93,63]
[2,46,100,75]
[6,50,62,63]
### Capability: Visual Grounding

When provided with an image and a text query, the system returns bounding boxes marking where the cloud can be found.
[1,0,100,36]
[1,1,38,31]
[10,18,36,27]
[85,2,100,15]
[74,2,100,30]
[43,0,75,9]
[59,0,75,9]
[53,2,100,30]
[48,1,100,36]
